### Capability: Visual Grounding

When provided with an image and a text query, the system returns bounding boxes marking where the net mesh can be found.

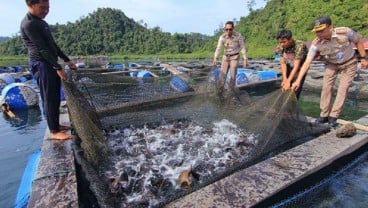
[61,65,330,207]
[267,147,368,208]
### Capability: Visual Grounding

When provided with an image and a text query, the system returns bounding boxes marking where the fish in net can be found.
[62,67,330,207]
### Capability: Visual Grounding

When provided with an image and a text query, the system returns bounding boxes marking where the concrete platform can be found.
[166,115,368,208]
[27,109,78,208]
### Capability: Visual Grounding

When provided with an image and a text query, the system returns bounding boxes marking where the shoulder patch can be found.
[335,27,349,34]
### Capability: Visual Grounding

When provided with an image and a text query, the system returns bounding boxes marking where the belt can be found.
[225,53,239,57]
[326,57,356,66]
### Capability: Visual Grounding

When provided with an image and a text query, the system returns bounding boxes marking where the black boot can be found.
[328,117,338,127]
[315,116,329,124]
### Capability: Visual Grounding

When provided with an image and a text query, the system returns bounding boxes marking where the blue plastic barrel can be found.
[247,72,260,82]
[236,72,249,85]
[13,74,33,83]
[137,70,153,78]
[0,66,16,73]
[14,66,23,72]
[76,62,85,68]
[257,70,277,80]
[274,53,280,61]
[129,63,141,68]
[208,69,221,84]
[60,86,66,101]
[15,77,28,83]
[0,73,15,84]
[129,71,138,77]
[1,83,39,109]
[170,75,191,92]
[113,64,125,70]
[14,149,41,208]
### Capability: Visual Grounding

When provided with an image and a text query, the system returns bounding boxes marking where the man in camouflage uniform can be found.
[292,16,368,127]
[277,29,308,99]
[213,21,247,96]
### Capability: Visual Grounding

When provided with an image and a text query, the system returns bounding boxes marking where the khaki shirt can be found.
[307,27,362,64]
[214,31,247,60]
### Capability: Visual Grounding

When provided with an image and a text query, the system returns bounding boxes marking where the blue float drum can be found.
[1,83,39,109]
[170,75,192,92]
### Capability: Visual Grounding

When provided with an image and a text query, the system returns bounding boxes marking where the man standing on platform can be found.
[213,21,248,97]
[291,16,368,127]
[21,0,77,139]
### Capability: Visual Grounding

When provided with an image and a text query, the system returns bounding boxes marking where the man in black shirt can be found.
[21,0,77,140]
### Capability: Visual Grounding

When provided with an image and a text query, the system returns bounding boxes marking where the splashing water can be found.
[103,119,257,207]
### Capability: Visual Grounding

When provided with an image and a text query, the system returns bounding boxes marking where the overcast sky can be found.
[0,0,267,37]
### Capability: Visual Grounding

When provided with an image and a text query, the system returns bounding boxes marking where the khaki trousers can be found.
[218,54,239,92]
[320,58,357,118]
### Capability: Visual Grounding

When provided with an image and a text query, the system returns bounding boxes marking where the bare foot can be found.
[50,131,75,140]
[59,125,72,131]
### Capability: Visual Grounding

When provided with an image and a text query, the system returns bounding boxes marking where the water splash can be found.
[103,119,257,206]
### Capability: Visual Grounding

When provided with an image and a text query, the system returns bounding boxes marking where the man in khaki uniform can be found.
[292,16,368,127]
[213,21,247,96]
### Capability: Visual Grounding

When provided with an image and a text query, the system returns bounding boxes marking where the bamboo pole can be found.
[1,103,16,118]
[160,63,181,75]
[337,119,368,132]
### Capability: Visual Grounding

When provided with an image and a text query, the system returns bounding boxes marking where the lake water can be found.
[0,107,46,208]
[0,86,367,207]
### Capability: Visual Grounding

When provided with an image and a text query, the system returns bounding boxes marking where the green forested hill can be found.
[0,0,367,58]
[238,0,368,57]
[0,37,10,43]
[52,8,211,56]
[0,8,211,57]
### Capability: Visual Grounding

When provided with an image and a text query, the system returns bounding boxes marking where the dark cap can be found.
[312,16,332,32]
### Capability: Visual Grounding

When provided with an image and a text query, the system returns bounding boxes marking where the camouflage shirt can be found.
[279,40,308,68]
[307,27,362,64]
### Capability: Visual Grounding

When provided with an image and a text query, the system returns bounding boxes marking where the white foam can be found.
[105,119,256,206]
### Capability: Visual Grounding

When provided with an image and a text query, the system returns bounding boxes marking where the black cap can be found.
[312,16,332,32]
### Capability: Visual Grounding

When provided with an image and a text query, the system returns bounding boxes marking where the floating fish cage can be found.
[62,68,328,207]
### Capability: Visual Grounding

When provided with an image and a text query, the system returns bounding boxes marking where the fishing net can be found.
[61,65,330,207]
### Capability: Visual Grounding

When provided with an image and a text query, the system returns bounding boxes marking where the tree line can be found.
[238,0,368,57]
[0,0,367,58]
[0,8,212,57]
